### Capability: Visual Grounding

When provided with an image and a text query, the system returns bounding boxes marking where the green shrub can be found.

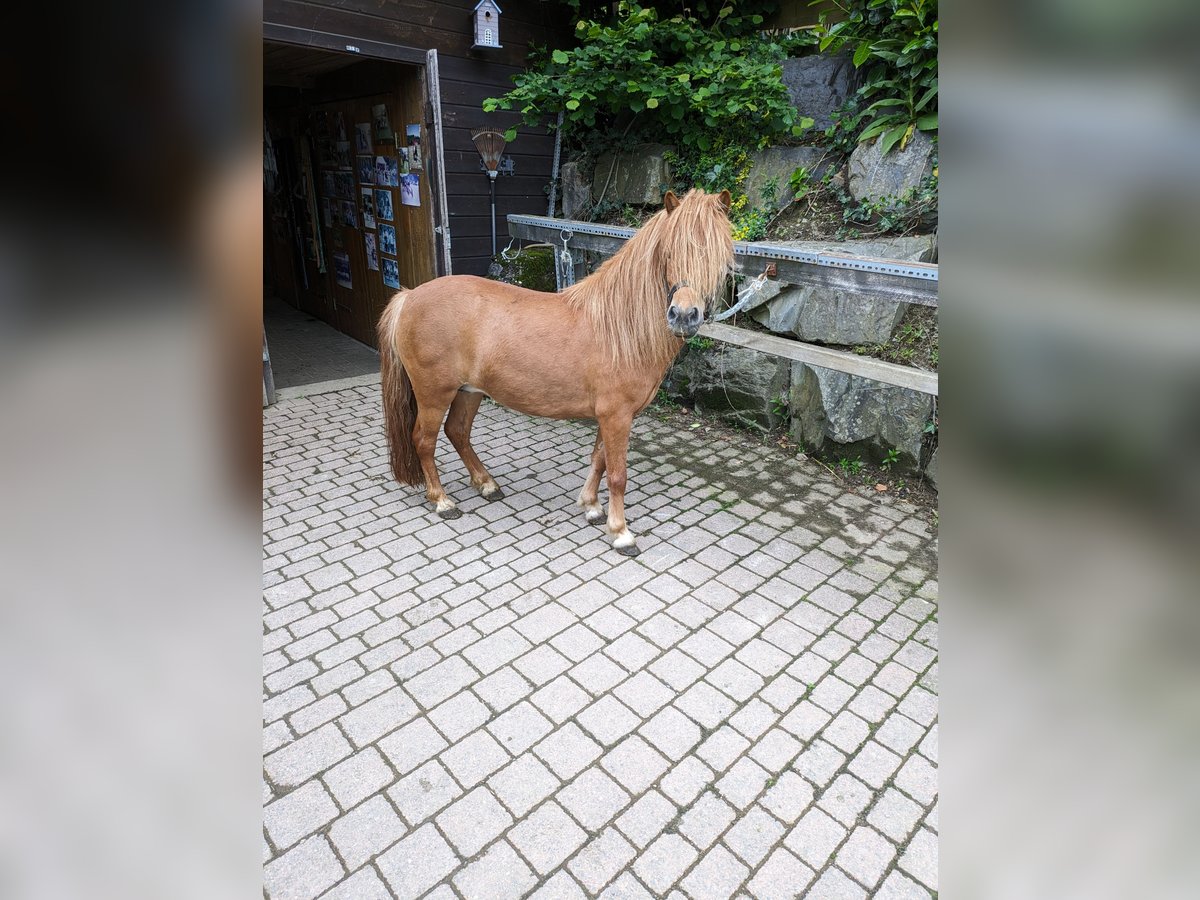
[813,0,938,153]
[483,2,813,153]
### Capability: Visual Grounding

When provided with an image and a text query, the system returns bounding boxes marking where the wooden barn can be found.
[263,0,570,351]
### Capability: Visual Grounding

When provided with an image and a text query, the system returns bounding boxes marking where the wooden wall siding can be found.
[264,0,573,276]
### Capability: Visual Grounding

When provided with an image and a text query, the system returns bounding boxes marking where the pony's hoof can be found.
[585,511,605,525]
[483,487,505,501]
[615,543,641,557]
[437,506,463,520]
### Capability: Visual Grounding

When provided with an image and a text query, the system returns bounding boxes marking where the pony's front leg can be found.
[598,413,638,556]
[577,430,606,525]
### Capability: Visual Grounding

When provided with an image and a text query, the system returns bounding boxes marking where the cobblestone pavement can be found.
[263,384,938,900]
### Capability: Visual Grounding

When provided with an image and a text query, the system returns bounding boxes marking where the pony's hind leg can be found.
[411,389,461,519]
[445,390,503,500]
[577,430,606,525]
[598,412,638,556]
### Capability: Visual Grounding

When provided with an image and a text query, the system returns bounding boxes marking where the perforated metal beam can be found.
[506,214,938,307]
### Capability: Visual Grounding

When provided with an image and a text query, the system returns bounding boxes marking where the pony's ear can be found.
[663,191,680,213]
[717,189,732,211]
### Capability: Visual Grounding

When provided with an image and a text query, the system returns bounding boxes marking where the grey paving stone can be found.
[321,747,393,811]
[716,756,769,809]
[509,800,589,875]
[875,870,933,899]
[441,729,510,787]
[375,823,458,900]
[639,705,702,761]
[836,825,896,890]
[899,827,938,890]
[676,681,737,730]
[436,786,514,856]
[377,716,448,775]
[819,773,875,827]
[680,844,749,900]
[568,826,637,894]
[793,740,846,788]
[601,735,670,794]
[578,695,642,747]
[848,739,903,788]
[265,723,352,789]
[616,790,677,848]
[531,675,591,723]
[429,691,491,742]
[633,832,698,895]
[315,867,391,900]
[485,700,553,756]
[328,795,407,870]
[453,840,537,900]
[759,770,814,824]
[597,871,654,900]
[806,865,868,899]
[659,755,714,807]
[570,652,628,694]
[678,790,736,849]
[535,722,603,779]
[264,835,344,900]
[557,766,631,831]
[265,781,339,850]
[784,807,847,868]
[403,655,478,708]
[489,752,561,817]
[722,804,786,867]
[613,671,675,717]
[337,686,418,747]
[894,753,938,805]
[649,648,706,691]
[473,665,533,712]
[387,759,462,825]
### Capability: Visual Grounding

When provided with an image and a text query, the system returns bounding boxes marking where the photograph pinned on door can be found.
[378,224,397,257]
[357,156,375,186]
[320,198,332,228]
[355,122,372,154]
[375,189,394,222]
[372,104,393,142]
[360,188,376,230]
[375,155,399,187]
[333,250,352,288]
[382,257,400,290]
[335,142,353,171]
[335,172,355,200]
[406,124,423,172]
[340,200,358,230]
[400,173,420,208]
[364,233,379,271]
[334,112,348,143]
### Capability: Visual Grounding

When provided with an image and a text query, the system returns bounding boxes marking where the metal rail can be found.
[506,214,938,307]
[506,213,939,396]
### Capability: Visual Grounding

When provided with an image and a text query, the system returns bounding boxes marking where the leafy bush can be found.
[813,0,937,154]
[483,2,813,153]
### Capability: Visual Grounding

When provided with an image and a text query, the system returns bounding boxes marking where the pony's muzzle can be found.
[667,303,703,337]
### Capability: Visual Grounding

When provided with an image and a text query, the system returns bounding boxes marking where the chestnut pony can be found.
[377,188,733,556]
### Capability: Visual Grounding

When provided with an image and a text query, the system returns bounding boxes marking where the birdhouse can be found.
[472,0,502,49]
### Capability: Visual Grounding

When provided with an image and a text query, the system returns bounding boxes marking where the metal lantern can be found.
[471,127,508,255]
[471,1,502,49]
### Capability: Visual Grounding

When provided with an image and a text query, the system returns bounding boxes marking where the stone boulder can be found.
[781,53,859,131]
[924,446,939,487]
[743,146,842,212]
[789,362,934,469]
[560,160,591,220]
[592,143,673,206]
[750,235,936,345]
[849,128,936,204]
[486,244,556,292]
[663,344,790,432]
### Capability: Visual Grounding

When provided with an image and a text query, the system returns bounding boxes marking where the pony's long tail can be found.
[377,290,424,485]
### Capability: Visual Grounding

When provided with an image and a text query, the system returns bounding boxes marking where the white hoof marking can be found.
[480,481,500,497]
[435,498,457,513]
[612,528,636,550]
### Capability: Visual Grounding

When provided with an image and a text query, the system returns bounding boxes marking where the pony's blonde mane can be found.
[563,189,733,369]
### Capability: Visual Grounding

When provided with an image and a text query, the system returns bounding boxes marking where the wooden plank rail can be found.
[506,214,939,397]
[700,323,938,396]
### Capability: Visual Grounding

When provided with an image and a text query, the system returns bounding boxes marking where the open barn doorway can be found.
[263,39,446,392]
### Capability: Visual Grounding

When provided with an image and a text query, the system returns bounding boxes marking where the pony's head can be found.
[659,188,734,337]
